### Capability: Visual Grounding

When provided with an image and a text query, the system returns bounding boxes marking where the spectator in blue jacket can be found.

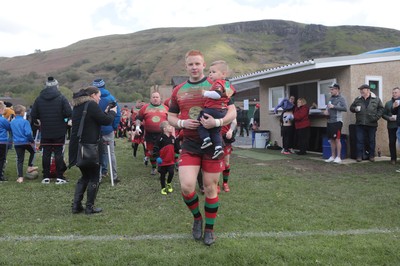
[92,78,121,183]
[0,101,11,181]
[10,105,38,183]
[274,96,295,114]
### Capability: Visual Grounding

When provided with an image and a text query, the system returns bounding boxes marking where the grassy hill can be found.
[1,19,400,103]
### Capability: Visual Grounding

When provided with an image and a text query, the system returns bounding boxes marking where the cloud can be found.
[0,0,399,57]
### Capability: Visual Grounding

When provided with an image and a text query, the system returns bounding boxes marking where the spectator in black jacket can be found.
[30,77,72,184]
[239,109,249,137]
[252,103,260,130]
[69,86,117,214]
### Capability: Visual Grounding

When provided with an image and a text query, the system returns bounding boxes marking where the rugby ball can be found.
[25,170,39,180]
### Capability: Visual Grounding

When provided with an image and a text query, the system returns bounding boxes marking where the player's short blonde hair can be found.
[210,60,228,73]
[159,121,170,131]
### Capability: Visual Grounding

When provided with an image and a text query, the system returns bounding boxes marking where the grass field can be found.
[1,138,400,265]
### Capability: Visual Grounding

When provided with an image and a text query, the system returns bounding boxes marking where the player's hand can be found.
[181,119,200,130]
[200,113,216,129]
[226,130,233,139]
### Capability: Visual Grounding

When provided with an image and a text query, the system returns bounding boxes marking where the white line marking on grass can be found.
[1,228,399,242]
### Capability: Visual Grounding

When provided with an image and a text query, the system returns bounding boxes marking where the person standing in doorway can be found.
[276,96,295,154]
[294,98,310,155]
[252,103,260,130]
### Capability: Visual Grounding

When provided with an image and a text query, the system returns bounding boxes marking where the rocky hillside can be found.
[1,19,400,103]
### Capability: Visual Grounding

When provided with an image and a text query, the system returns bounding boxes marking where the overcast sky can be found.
[1,0,398,57]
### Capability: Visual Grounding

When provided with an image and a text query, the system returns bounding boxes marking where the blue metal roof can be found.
[364,46,400,54]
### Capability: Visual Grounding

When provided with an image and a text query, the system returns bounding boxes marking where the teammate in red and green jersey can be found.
[135,92,169,175]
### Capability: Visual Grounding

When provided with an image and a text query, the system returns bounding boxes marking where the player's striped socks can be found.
[150,157,156,168]
[223,164,230,184]
[204,196,219,230]
[182,191,202,219]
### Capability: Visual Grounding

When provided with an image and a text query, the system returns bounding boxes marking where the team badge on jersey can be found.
[189,106,202,119]
[152,116,161,123]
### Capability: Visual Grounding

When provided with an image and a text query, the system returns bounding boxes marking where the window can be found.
[365,76,382,99]
[288,81,317,108]
[272,78,338,112]
[318,79,336,108]
[269,86,285,111]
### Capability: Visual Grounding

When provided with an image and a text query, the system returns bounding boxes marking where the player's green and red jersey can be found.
[169,77,235,143]
[136,103,169,133]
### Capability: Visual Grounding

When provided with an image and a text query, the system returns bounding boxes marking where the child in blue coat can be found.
[0,101,11,181]
[10,105,38,183]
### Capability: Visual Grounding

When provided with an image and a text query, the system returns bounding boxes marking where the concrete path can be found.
[232,135,392,165]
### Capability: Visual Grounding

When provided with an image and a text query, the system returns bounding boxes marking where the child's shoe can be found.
[167,183,173,193]
[161,188,167,195]
[212,147,224,159]
[16,177,24,183]
[201,137,212,149]
[222,182,230,192]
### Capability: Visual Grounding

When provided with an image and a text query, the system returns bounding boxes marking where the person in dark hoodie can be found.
[92,79,121,183]
[69,86,117,214]
[383,87,399,165]
[31,77,72,184]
